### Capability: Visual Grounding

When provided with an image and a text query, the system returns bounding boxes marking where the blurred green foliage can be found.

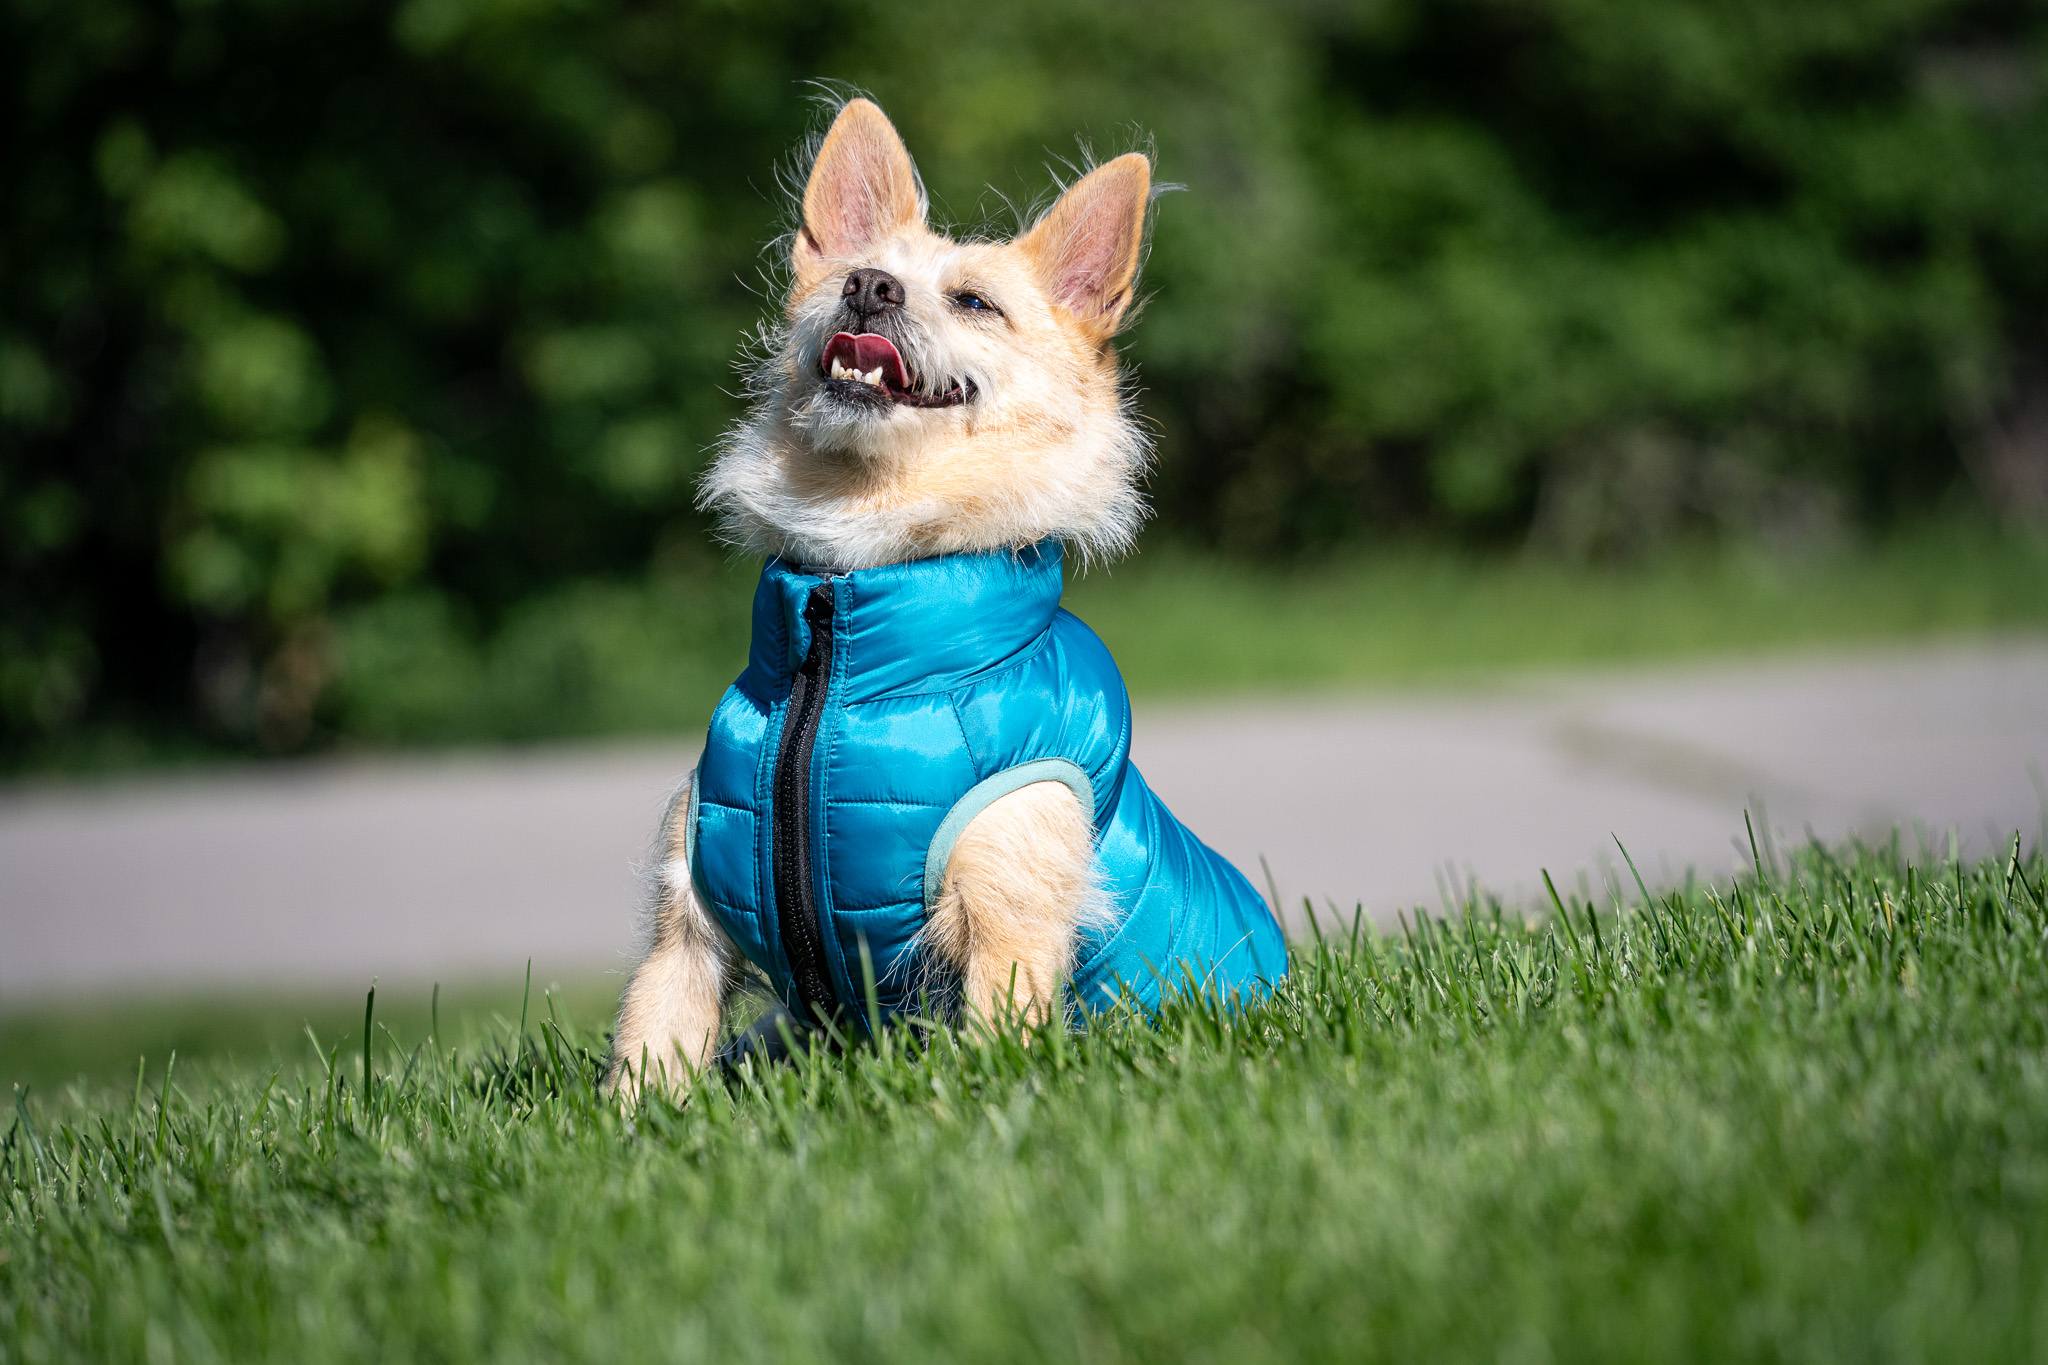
[5,0,2047,762]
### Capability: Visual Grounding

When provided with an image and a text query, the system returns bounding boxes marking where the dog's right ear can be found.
[794,99,924,289]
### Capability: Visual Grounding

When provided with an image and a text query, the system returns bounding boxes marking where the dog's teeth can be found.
[825,356,894,390]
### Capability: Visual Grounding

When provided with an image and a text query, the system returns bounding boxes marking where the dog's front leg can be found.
[928,779,1106,1033]
[608,772,736,1102]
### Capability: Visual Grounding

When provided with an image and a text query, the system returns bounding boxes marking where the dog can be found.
[608,99,1288,1100]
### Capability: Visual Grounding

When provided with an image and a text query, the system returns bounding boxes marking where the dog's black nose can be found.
[842,267,906,319]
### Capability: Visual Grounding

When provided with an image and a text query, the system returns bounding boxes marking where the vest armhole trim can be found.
[922,758,1094,913]
[683,765,708,907]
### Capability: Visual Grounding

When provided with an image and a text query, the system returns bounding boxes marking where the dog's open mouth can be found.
[819,332,971,409]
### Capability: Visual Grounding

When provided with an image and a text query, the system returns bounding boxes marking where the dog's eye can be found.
[950,290,999,314]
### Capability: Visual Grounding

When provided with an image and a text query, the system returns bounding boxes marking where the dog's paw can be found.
[604,1049,695,1110]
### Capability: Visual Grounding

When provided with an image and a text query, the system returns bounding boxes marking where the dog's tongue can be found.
[821,332,909,389]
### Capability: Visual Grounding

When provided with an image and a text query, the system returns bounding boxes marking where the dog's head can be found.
[702,99,1156,570]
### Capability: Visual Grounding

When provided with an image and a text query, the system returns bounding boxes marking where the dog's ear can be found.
[1018,153,1152,341]
[794,99,924,288]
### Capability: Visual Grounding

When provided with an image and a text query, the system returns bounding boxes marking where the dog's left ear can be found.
[1019,153,1152,341]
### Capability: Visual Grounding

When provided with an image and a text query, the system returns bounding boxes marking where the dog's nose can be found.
[842,268,906,319]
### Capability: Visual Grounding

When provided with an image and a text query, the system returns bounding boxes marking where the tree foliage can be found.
[5,0,2046,756]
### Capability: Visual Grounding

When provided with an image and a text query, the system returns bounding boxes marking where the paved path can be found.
[3,641,2044,1002]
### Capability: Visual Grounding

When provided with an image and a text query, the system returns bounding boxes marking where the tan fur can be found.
[611,100,1156,1099]
[792,98,925,286]
[1016,154,1151,334]
[925,780,1111,1032]
[701,99,1154,572]
[607,772,739,1103]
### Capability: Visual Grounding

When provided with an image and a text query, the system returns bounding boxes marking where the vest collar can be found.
[745,542,1065,702]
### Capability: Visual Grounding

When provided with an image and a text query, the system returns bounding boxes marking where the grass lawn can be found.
[0,976,624,1099]
[19,520,2046,774]
[8,836,2048,1361]
[314,520,2048,754]
[1067,520,2048,697]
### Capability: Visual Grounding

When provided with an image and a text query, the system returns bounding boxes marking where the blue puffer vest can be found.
[685,541,1288,1026]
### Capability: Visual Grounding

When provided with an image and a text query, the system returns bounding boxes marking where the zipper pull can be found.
[800,580,836,666]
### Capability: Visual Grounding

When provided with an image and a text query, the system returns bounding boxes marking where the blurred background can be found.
[6,0,2048,1088]
[8,0,2048,764]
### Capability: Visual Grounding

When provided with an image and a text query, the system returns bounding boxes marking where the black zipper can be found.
[772,580,840,1021]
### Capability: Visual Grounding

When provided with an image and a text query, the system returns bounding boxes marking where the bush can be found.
[6,0,2047,758]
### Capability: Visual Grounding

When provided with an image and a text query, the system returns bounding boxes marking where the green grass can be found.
[9,835,2048,1361]
[330,522,2048,750]
[0,976,621,1099]
[1067,520,2048,697]
[19,522,2045,774]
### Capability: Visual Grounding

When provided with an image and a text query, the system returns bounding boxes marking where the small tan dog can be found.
[608,99,1285,1100]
